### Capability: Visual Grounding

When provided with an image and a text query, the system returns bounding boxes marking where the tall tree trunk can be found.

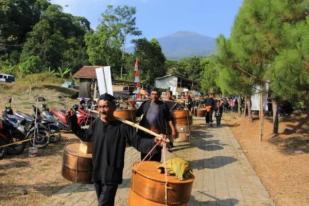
[272,99,279,134]
[259,92,264,141]
[246,96,252,121]
[243,96,247,117]
[237,96,241,115]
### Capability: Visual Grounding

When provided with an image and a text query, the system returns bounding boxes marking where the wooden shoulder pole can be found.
[89,110,166,140]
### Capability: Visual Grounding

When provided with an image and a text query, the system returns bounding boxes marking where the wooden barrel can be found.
[205,106,212,112]
[62,143,92,183]
[128,189,188,206]
[172,110,192,125]
[129,161,194,205]
[196,108,206,117]
[175,125,190,142]
[114,109,136,122]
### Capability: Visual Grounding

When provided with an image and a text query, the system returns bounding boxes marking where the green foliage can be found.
[101,5,141,43]
[200,56,220,94]
[209,35,253,96]
[0,2,143,80]
[20,4,90,72]
[133,38,166,85]
[165,56,205,89]
[85,26,122,71]
[267,49,309,100]
[56,67,71,79]
[15,72,61,89]
[0,0,50,64]
[205,0,309,107]
[0,64,17,75]
[19,55,42,74]
[86,5,141,78]
[122,53,136,80]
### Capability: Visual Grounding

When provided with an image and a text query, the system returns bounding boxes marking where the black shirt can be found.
[203,97,216,108]
[69,117,156,184]
[164,100,181,112]
[136,100,172,136]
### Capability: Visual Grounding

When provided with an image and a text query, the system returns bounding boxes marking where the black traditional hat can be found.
[99,93,115,101]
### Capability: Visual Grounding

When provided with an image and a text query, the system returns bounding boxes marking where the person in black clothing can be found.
[136,88,176,161]
[162,90,181,151]
[203,94,216,127]
[68,93,164,206]
[163,90,177,111]
[214,99,224,127]
[185,94,193,111]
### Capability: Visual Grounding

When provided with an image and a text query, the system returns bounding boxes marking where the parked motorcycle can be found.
[15,106,52,147]
[34,104,61,143]
[1,104,28,155]
[0,119,8,159]
[41,104,70,132]
[50,102,94,129]
[2,99,49,151]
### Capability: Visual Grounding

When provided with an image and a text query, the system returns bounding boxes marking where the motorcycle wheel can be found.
[7,142,26,155]
[1,130,26,155]
[28,128,49,148]
[0,138,7,159]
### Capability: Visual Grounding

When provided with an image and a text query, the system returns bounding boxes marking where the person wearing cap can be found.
[68,93,164,206]
[136,88,176,161]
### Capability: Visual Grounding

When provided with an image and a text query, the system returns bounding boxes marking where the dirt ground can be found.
[0,133,79,206]
[0,85,81,206]
[226,112,309,206]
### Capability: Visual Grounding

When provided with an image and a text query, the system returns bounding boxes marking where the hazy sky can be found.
[50,0,243,39]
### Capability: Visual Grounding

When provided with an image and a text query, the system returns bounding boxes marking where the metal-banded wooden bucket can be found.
[196,108,206,117]
[113,109,136,122]
[172,110,191,142]
[129,161,194,205]
[172,110,192,125]
[62,143,92,183]
[175,125,190,142]
[128,189,188,206]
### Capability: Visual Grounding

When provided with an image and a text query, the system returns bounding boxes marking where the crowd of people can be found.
[67,88,243,206]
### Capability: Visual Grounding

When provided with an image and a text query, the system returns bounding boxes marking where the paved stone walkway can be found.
[40,117,275,206]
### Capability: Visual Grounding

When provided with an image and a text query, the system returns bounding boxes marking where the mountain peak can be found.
[169,31,206,37]
[158,31,216,60]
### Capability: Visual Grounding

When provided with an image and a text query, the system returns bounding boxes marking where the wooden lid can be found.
[132,161,194,184]
[64,143,92,158]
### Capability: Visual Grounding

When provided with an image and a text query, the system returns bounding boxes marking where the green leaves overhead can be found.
[101,5,141,44]
[0,0,49,64]
[20,4,90,71]
[203,0,309,105]
[85,5,141,78]
[0,2,142,80]
[133,38,166,85]
[85,25,122,69]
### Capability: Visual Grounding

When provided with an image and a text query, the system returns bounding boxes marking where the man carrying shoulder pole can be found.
[68,93,165,206]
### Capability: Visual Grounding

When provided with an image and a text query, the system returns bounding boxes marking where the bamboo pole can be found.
[89,110,167,140]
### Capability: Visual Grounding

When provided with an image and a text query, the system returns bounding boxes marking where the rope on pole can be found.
[0,138,31,148]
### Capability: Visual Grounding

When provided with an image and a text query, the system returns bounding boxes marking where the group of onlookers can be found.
[133,89,242,128]
[199,94,224,127]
